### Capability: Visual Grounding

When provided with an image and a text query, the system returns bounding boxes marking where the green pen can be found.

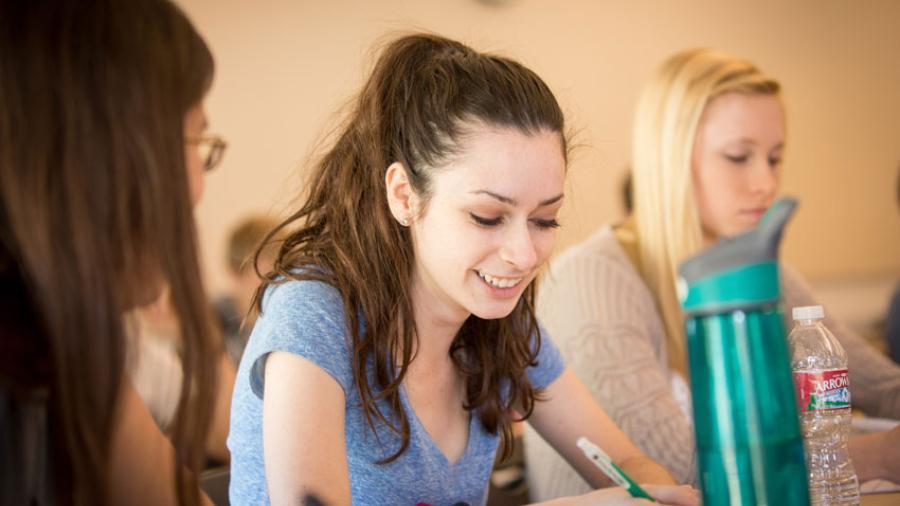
[576,437,657,502]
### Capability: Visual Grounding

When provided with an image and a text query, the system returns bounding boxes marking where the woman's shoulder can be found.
[552,226,638,271]
[543,225,648,296]
[242,277,355,398]
[251,276,352,358]
[260,275,345,318]
[778,262,816,306]
[538,225,663,343]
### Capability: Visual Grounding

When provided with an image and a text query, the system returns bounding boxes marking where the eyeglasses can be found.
[185,135,227,172]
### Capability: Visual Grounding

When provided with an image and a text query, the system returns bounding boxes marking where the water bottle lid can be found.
[678,197,797,315]
[792,305,824,321]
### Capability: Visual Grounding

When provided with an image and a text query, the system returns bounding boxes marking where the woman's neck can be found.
[407,270,468,365]
[702,230,719,249]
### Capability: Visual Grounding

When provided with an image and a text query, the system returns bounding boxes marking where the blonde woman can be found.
[523,48,900,500]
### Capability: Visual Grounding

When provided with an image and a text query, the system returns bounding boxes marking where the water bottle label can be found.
[793,369,851,412]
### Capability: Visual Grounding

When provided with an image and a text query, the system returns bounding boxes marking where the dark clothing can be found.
[213,295,249,366]
[887,284,900,365]
[0,258,56,504]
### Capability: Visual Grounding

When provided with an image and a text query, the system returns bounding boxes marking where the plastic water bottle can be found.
[788,305,860,505]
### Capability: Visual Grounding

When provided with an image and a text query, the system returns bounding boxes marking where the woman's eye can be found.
[725,153,749,164]
[533,218,561,229]
[768,156,782,167]
[470,213,502,227]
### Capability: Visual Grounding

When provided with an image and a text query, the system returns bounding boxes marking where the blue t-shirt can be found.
[228,279,565,506]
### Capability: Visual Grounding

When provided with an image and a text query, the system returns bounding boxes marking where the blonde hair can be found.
[631,48,780,374]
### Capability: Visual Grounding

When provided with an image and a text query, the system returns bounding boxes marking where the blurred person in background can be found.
[0,0,223,503]
[130,285,236,466]
[886,167,900,365]
[214,215,281,365]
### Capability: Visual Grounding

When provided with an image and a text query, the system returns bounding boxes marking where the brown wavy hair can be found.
[255,33,567,463]
[0,1,218,504]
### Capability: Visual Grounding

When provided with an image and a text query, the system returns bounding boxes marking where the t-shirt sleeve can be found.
[526,323,566,389]
[244,279,354,399]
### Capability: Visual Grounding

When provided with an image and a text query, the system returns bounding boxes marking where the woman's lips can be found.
[740,207,768,221]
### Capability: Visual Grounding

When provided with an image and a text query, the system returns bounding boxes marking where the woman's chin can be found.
[470,303,518,321]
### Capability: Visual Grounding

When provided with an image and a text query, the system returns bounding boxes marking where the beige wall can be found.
[179,0,900,296]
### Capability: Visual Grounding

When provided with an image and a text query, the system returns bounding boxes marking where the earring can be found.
[400,218,409,226]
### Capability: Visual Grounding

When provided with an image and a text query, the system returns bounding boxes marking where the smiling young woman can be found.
[227,33,698,506]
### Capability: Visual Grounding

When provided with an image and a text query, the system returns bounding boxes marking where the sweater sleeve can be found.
[523,234,697,502]
[781,265,900,419]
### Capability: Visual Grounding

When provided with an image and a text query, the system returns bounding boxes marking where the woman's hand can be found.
[850,425,900,483]
[641,484,701,505]
[526,370,681,489]
[544,484,700,506]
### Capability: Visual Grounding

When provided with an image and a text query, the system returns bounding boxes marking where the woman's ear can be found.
[385,162,416,226]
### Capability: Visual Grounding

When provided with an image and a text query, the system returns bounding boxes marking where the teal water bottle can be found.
[678,198,810,506]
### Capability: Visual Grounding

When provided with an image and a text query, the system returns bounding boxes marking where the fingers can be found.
[581,487,645,505]
[580,484,701,506]
[642,484,701,506]
[581,487,674,505]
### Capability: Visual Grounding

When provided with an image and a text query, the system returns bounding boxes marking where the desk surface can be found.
[861,492,900,505]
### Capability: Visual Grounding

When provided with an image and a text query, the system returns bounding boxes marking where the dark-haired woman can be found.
[0,1,224,504]
[228,34,699,506]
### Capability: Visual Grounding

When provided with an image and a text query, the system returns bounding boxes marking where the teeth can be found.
[476,270,523,289]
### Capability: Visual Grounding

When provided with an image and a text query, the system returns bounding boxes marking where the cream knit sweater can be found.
[523,226,900,500]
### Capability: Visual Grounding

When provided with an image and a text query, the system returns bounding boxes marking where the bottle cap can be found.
[792,305,824,321]
[678,197,797,315]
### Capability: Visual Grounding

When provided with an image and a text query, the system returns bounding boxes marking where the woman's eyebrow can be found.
[469,189,564,207]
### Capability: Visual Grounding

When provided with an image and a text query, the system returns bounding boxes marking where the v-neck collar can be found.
[398,383,478,468]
